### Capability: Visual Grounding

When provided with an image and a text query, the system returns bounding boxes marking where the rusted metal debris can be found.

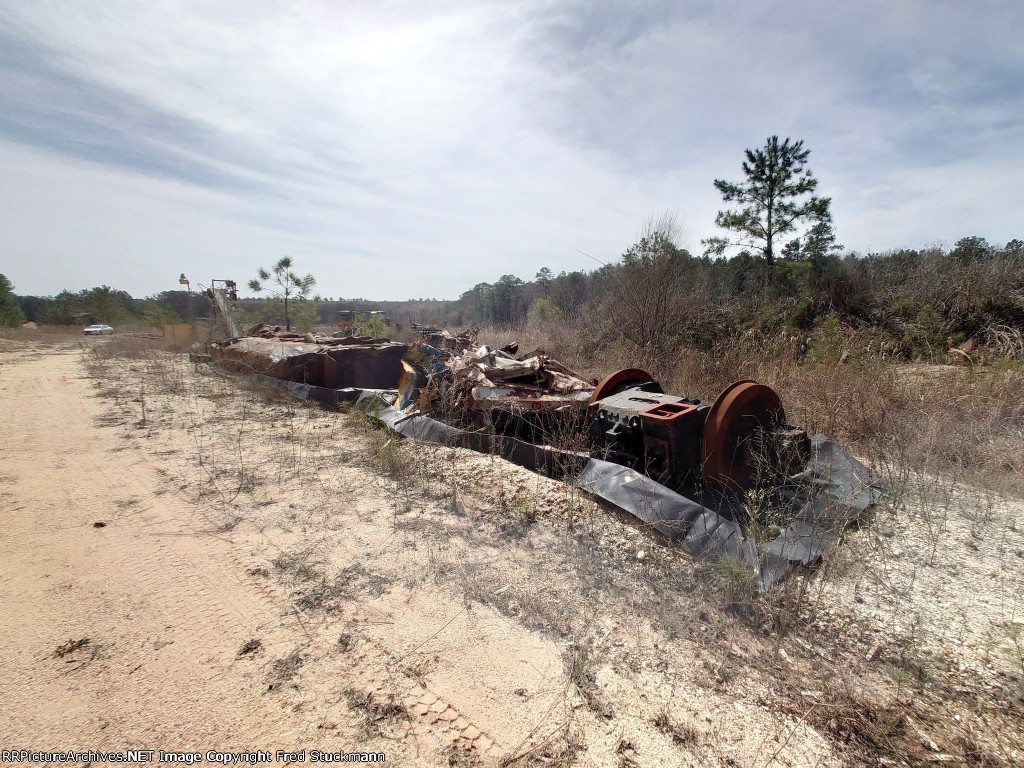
[209,323,808,495]
[209,324,407,390]
[397,329,808,494]
[449,345,595,411]
[396,336,597,443]
[417,327,478,354]
[245,323,391,344]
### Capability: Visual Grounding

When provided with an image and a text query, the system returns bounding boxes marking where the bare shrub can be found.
[562,641,609,717]
[652,707,699,746]
[372,434,412,479]
[343,689,408,739]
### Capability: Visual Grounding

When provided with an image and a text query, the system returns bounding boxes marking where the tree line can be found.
[0,274,452,332]
[5,232,1021,359]
[2,283,212,327]
[451,230,1023,353]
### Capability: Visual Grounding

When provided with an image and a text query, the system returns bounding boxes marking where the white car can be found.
[83,324,114,335]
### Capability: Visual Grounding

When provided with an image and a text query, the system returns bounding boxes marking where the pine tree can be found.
[248,256,316,332]
[802,219,841,278]
[535,267,553,296]
[704,136,832,278]
[0,274,27,327]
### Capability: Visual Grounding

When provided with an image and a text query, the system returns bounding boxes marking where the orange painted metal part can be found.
[589,368,655,406]
[639,400,699,422]
[700,380,786,493]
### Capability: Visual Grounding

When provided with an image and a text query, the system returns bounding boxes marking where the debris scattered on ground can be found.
[397,333,595,427]
[204,325,883,589]
[414,326,477,353]
[237,638,263,657]
[53,638,90,658]
[447,344,595,415]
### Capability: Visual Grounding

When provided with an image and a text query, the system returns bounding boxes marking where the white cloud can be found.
[1,1,1022,298]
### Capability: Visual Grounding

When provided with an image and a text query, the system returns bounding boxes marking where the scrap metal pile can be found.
[399,337,809,496]
[412,326,478,354]
[399,339,595,437]
[206,323,883,587]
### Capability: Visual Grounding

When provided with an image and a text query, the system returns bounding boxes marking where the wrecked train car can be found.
[209,325,407,390]
[400,340,809,496]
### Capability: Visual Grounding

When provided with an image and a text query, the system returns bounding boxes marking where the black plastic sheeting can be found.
[577,439,883,589]
[357,390,588,480]
[219,370,884,590]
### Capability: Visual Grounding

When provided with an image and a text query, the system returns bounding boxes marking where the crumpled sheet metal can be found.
[397,342,595,416]
[471,385,593,409]
[246,323,390,344]
[452,346,591,389]
[213,365,883,591]
[397,343,450,411]
[420,327,478,354]
[447,345,595,411]
[209,337,326,384]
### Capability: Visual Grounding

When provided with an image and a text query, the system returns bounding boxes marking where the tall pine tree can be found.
[704,136,832,278]
[0,274,27,327]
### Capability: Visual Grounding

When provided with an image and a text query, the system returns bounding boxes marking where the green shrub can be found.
[527,297,565,326]
[0,274,27,327]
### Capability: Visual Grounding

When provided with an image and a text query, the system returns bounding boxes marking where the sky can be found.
[1,0,1022,300]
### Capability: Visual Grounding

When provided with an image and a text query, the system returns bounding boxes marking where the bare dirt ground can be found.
[1,340,1022,766]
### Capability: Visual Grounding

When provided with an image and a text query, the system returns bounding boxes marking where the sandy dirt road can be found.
[0,349,306,751]
[0,347,577,766]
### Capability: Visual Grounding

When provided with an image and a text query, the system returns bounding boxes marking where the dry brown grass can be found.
[84,334,164,360]
[0,324,84,342]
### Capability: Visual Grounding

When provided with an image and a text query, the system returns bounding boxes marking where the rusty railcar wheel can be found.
[588,368,656,406]
[701,380,786,493]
